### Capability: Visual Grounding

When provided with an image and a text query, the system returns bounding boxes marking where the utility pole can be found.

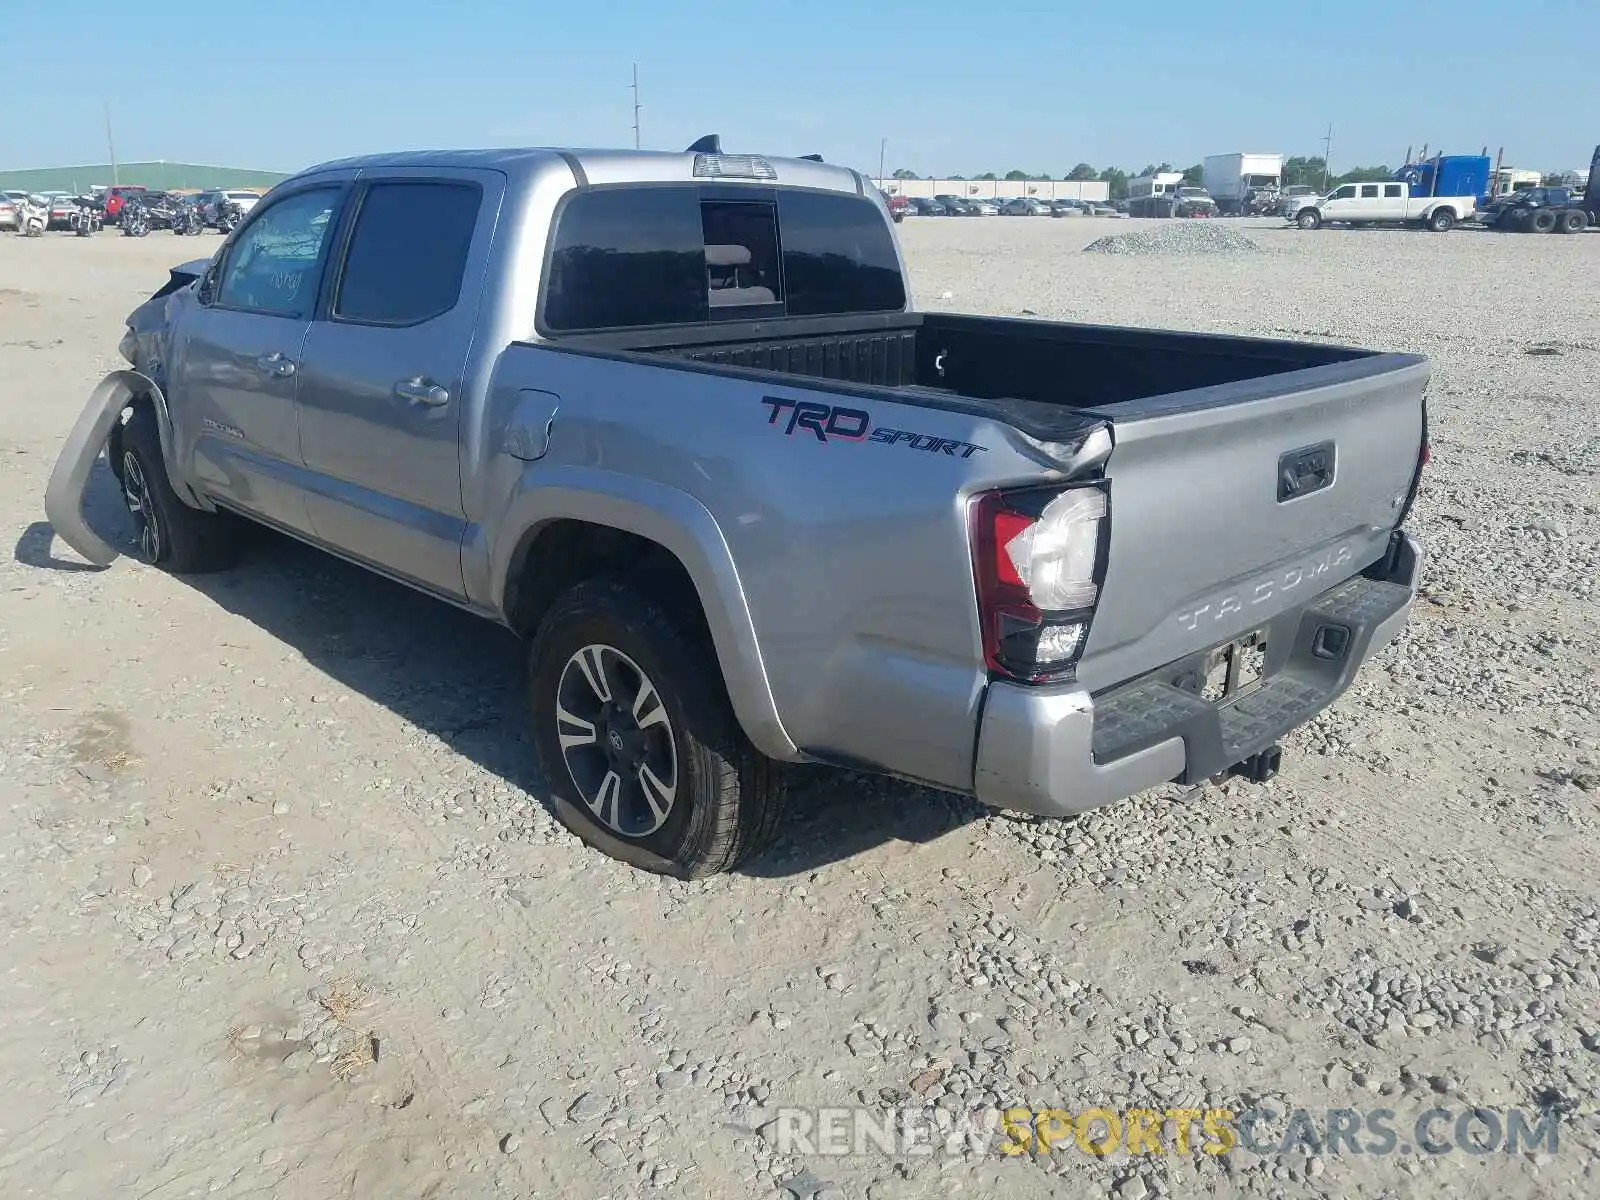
[1320,122,1333,190]
[878,137,887,187]
[105,102,120,185]
[631,64,641,149]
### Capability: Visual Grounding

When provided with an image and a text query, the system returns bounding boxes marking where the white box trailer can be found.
[1203,153,1284,215]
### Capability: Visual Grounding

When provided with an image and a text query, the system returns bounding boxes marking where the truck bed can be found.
[552,312,1384,439]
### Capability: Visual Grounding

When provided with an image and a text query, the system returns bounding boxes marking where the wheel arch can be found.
[489,470,800,762]
[44,368,200,567]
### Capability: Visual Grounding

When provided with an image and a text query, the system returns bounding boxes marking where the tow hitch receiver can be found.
[1213,744,1284,786]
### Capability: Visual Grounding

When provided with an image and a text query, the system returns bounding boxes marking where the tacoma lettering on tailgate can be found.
[1176,543,1354,632]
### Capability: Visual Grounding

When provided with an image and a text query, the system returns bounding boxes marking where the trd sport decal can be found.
[760,397,987,459]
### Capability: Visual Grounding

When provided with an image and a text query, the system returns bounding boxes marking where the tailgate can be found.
[1076,353,1427,692]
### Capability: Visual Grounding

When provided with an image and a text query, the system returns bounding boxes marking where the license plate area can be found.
[1201,630,1268,703]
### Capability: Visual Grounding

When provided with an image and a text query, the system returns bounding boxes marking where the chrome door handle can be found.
[255,352,296,378]
[395,379,450,407]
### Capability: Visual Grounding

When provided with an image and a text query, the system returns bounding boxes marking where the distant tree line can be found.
[889,157,1398,199]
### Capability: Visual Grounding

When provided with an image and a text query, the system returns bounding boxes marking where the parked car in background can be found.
[47,195,81,230]
[1172,187,1218,217]
[101,185,149,225]
[190,191,223,225]
[1087,202,1122,217]
[881,191,909,223]
[1287,179,1475,232]
[0,196,18,231]
[1002,196,1051,216]
[1050,198,1087,217]
[1279,185,1319,217]
[908,197,949,216]
[213,190,261,221]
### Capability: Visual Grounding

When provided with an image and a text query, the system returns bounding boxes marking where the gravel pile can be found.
[1082,222,1262,256]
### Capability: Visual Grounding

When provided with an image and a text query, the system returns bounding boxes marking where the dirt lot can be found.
[1,219,1596,1200]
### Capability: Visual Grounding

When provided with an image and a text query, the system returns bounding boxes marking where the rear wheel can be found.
[1555,209,1586,234]
[1530,209,1558,234]
[1426,209,1456,232]
[527,578,786,878]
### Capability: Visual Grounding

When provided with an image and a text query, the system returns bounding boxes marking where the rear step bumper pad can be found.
[973,532,1422,818]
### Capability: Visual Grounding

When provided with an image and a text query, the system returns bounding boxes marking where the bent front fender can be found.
[43,369,191,567]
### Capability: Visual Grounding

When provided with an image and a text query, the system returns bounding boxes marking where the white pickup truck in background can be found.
[1286,180,1475,232]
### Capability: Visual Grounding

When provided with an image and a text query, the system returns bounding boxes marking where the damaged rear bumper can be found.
[973,532,1424,818]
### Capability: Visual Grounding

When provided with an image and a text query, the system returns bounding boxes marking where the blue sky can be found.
[3,0,1594,178]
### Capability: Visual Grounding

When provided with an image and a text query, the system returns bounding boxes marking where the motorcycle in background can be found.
[171,198,205,236]
[69,197,104,236]
[16,194,48,237]
[214,196,243,235]
[120,197,151,237]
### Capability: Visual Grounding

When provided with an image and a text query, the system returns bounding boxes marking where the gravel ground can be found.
[1,218,1596,1199]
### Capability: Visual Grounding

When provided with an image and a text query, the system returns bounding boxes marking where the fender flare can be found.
[43,369,198,567]
[486,466,800,762]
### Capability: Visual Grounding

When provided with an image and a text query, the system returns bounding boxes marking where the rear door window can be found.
[1383,183,1405,198]
[333,181,481,325]
[542,185,905,333]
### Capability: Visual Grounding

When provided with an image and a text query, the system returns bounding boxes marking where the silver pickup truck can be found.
[46,137,1428,877]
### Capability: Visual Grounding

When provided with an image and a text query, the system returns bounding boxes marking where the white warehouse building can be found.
[872,177,1110,203]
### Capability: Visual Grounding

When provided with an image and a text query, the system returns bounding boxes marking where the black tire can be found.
[1296,208,1322,230]
[1556,209,1588,234]
[1426,209,1456,232]
[117,405,240,573]
[528,577,785,878]
[1529,209,1558,234]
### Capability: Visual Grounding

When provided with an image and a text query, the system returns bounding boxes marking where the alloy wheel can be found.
[121,451,161,563]
[555,644,679,837]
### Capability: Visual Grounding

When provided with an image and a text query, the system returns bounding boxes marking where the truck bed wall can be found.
[580,313,1371,415]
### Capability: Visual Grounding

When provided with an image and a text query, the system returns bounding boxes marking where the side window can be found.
[216,187,340,317]
[1332,185,1357,200]
[334,182,481,325]
[777,191,907,316]
[1359,184,1380,199]
[1383,183,1405,199]
[543,188,707,331]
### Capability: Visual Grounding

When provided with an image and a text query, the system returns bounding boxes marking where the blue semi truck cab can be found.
[1395,154,1492,199]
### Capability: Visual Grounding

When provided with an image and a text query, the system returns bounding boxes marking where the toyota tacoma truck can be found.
[45,136,1428,878]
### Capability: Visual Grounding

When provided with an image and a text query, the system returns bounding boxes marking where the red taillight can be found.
[970,486,1107,683]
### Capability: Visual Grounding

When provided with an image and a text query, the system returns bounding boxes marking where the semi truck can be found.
[1202,153,1284,215]
[1486,145,1600,233]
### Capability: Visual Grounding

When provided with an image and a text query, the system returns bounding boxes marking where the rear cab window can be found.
[333,181,481,325]
[541,185,906,334]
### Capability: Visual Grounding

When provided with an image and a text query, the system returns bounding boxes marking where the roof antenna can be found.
[685,134,721,154]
